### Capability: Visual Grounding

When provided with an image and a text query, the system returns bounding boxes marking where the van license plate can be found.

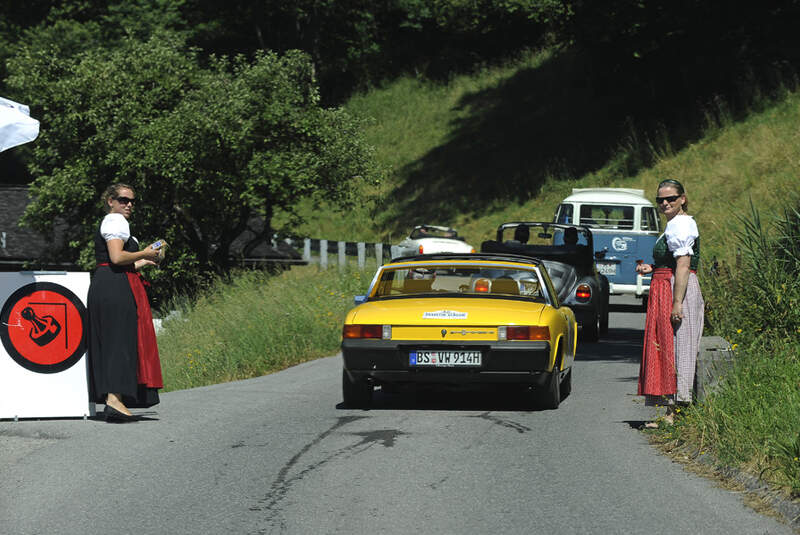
[597,262,617,275]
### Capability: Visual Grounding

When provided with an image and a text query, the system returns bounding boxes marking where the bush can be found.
[703,198,800,341]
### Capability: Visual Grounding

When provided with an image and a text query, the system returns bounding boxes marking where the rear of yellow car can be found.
[341,256,577,409]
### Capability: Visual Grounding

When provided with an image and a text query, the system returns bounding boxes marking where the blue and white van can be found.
[553,188,660,298]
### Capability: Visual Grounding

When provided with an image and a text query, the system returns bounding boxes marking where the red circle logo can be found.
[0,282,87,373]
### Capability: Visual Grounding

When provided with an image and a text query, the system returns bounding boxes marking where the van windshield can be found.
[578,205,634,229]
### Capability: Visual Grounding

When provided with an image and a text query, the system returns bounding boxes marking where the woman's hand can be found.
[672,255,691,326]
[135,259,158,271]
[107,238,161,266]
[635,263,653,274]
[671,302,683,325]
[142,246,161,262]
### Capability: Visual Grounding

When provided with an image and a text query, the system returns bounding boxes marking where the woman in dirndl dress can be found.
[87,183,164,422]
[636,179,704,426]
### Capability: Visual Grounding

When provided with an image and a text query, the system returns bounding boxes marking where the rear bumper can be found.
[608,282,650,296]
[342,338,552,386]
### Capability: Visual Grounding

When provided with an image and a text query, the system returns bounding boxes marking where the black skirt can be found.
[88,263,159,408]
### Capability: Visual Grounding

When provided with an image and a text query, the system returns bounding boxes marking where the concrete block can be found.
[694,335,735,402]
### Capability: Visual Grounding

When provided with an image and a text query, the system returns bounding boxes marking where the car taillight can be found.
[418,244,424,254]
[342,324,385,339]
[575,284,591,301]
[470,248,475,253]
[498,326,550,340]
[474,278,490,293]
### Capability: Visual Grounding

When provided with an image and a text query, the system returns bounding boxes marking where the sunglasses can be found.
[114,196,135,205]
[655,194,681,204]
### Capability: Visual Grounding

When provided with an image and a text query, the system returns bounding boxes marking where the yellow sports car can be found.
[341,253,577,409]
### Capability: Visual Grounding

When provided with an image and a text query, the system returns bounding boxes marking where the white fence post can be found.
[320,239,328,269]
[375,243,383,268]
[303,238,311,262]
[357,242,365,270]
[338,241,346,269]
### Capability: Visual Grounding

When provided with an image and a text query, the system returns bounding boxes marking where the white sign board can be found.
[0,272,94,419]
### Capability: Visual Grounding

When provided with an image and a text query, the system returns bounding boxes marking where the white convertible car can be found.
[391,225,475,259]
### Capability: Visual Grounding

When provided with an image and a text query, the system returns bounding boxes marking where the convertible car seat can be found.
[491,278,520,295]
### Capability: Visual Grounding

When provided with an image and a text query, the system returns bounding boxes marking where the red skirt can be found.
[638,268,676,397]
[126,272,163,389]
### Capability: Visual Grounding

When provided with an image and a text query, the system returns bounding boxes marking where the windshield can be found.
[409,226,460,240]
[373,265,545,301]
[554,204,574,224]
[578,204,634,229]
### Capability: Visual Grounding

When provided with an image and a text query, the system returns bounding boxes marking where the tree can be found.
[7,28,381,298]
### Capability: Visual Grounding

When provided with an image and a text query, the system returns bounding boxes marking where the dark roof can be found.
[0,185,73,270]
[228,217,305,265]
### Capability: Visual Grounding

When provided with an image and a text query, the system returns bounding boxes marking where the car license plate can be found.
[597,262,617,275]
[409,350,482,367]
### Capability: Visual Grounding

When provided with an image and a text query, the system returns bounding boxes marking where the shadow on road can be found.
[609,301,647,314]
[336,386,561,413]
[623,420,649,430]
[577,328,642,363]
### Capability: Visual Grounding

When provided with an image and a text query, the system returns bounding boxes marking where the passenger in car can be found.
[636,179,704,427]
[504,225,530,248]
[620,207,634,229]
[563,227,579,247]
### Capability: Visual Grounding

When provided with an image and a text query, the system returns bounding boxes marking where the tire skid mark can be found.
[428,475,450,490]
[251,415,406,533]
[470,411,531,434]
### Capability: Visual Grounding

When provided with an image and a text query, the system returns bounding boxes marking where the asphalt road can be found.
[0,296,794,535]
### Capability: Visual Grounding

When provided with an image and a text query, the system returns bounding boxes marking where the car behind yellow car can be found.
[341,253,577,409]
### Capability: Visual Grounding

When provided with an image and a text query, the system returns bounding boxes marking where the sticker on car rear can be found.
[422,310,468,319]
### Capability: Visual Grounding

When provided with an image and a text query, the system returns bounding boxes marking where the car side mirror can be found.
[354,295,368,305]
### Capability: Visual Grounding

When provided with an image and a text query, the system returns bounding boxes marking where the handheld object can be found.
[150,240,166,263]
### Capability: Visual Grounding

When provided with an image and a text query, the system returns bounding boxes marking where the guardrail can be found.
[284,238,399,270]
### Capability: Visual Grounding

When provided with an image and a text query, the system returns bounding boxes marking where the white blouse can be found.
[100,213,137,244]
[664,214,698,257]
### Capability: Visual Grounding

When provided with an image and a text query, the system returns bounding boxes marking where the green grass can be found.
[664,337,800,496]
[157,265,370,391]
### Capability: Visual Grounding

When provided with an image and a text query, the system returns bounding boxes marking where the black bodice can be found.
[652,234,700,271]
[94,227,138,264]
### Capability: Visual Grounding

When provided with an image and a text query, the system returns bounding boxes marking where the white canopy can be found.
[0,96,40,152]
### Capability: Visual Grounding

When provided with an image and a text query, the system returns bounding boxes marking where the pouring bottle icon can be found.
[20,306,61,347]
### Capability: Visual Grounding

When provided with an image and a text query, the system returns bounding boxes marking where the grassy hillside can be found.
[292,47,800,266]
